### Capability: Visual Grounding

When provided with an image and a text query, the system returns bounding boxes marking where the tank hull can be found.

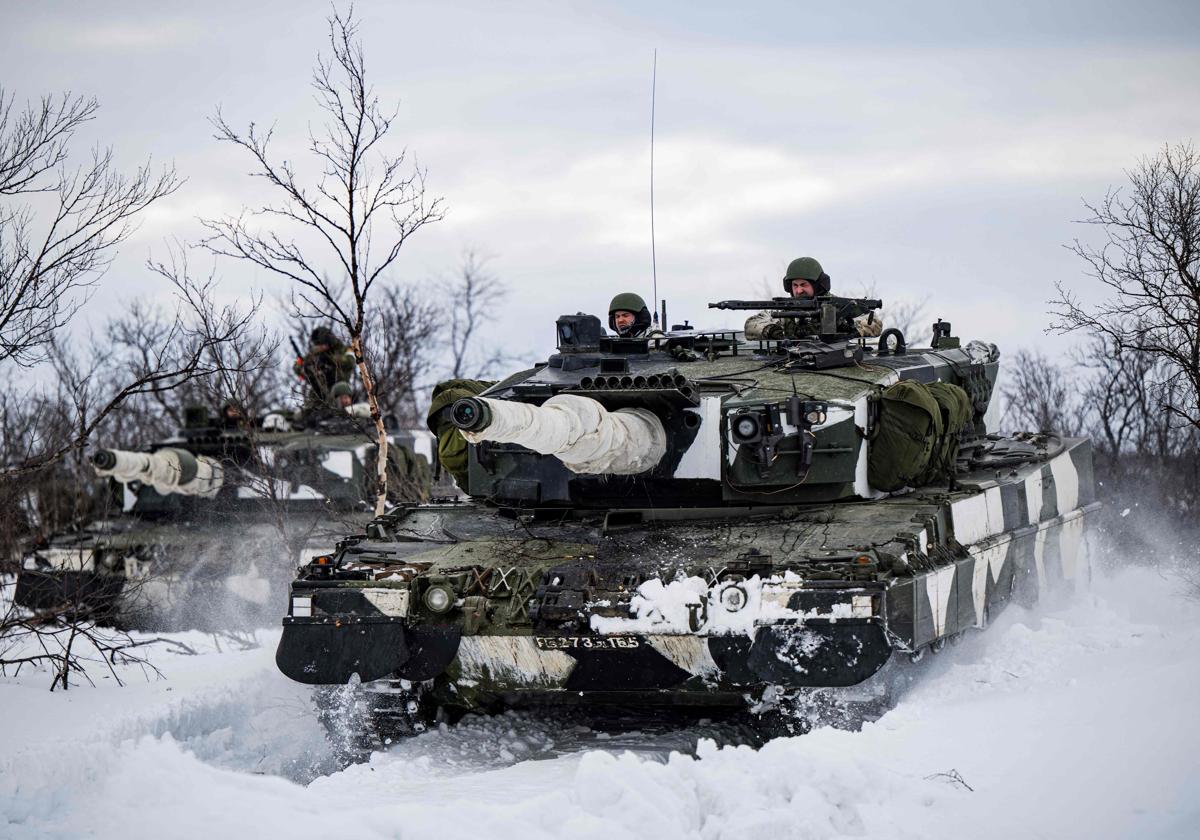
[16,424,435,630]
[17,516,364,630]
[278,438,1098,712]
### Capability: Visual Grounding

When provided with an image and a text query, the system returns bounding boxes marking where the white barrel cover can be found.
[93,448,224,497]
[462,395,667,475]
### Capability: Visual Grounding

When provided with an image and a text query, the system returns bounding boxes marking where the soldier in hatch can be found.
[328,381,374,420]
[744,256,883,339]
[219,400,248,429]
[608,292,655,338]
[294,327,357,409]
[330,381,354,410]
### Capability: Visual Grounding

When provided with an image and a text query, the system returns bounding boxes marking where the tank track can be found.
[314,677,438,764]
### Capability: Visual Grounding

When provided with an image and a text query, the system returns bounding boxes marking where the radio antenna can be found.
[649,48,659,328]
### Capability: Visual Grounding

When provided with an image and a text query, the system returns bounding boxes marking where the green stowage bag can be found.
[921,381,974,485]
[427,378,496,489]
[867,380,943,492]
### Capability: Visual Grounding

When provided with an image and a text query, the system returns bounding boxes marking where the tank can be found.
[16,405,434,629]
[275,297,1099,748]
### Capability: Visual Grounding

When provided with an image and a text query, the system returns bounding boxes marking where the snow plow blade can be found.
[276,618,409,684]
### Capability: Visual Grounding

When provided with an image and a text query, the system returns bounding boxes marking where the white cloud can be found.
[29,18,201,52]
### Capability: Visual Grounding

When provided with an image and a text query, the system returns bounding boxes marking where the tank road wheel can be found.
[314,677,438,765]
[908,647,926,663]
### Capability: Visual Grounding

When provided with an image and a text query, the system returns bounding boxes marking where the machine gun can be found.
[710,295,883,340]
[710,295,882,319]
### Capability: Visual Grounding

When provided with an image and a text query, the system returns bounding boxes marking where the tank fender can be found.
[394,624,463,682]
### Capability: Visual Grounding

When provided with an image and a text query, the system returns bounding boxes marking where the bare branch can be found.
[1051,143,1200,433]
[447,250,511,380]
[0,99,181,367]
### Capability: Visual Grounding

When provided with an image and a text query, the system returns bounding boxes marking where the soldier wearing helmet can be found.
[218,399,247,429]
[744,256,882,339]
[780,256,831,300]
[329,381,354,410]
[608,292,654,338]
[328,381,372,420]
[294,326,357,410]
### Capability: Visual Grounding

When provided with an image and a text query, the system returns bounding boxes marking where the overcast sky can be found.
[5,0,1200,369]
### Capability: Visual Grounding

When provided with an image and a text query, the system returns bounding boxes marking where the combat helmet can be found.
[311,326,339,349]
[330,381,353,401]
[608,292,653,336]
[783,257,831,297]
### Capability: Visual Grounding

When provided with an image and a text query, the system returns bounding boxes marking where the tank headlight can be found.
[423,584,454,613]
[719,584,748,612]
[805,408,826,425]
[731,413,761,443]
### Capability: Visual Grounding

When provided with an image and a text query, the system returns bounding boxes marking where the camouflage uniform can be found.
[744,310,883,340]
[382,444,432,503]
[295,327,357,409]
[744,257,883,339]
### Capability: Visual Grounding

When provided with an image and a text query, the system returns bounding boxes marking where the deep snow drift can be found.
[2,563,1199,840]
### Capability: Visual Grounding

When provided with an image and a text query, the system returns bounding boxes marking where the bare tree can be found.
[146,244,283,417]
[999,349,1084,435]
[0,90,97,195]
[840,279,928,343]
[1051,143,1200,434]
[363,284,439,425]
[886,295,931,344]
[0,270,260,482]
[201,8,442,514]
[0,583,171,691]
[0,371,100,565]
[0,88,181,368]
[448,250,509,379]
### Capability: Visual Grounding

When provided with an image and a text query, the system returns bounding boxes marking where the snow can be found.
[3,563,1200,840]
[590,571,845,636]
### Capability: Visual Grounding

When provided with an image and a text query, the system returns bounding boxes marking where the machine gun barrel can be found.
[709,298,814,311]
[91,447,224,498]
[451,394,666,475]
[709,296,883,312]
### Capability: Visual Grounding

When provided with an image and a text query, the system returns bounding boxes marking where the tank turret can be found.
[91,447,224,497]
[450,394,666,475]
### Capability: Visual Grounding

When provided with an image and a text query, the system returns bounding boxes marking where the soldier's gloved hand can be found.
[854,313,883,338]
[763,323,785,340]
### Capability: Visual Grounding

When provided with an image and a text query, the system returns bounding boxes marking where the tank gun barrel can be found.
[91,449,118,471]
[450,397,492,433]
[91,447,224,498]
[452,394,666,475]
